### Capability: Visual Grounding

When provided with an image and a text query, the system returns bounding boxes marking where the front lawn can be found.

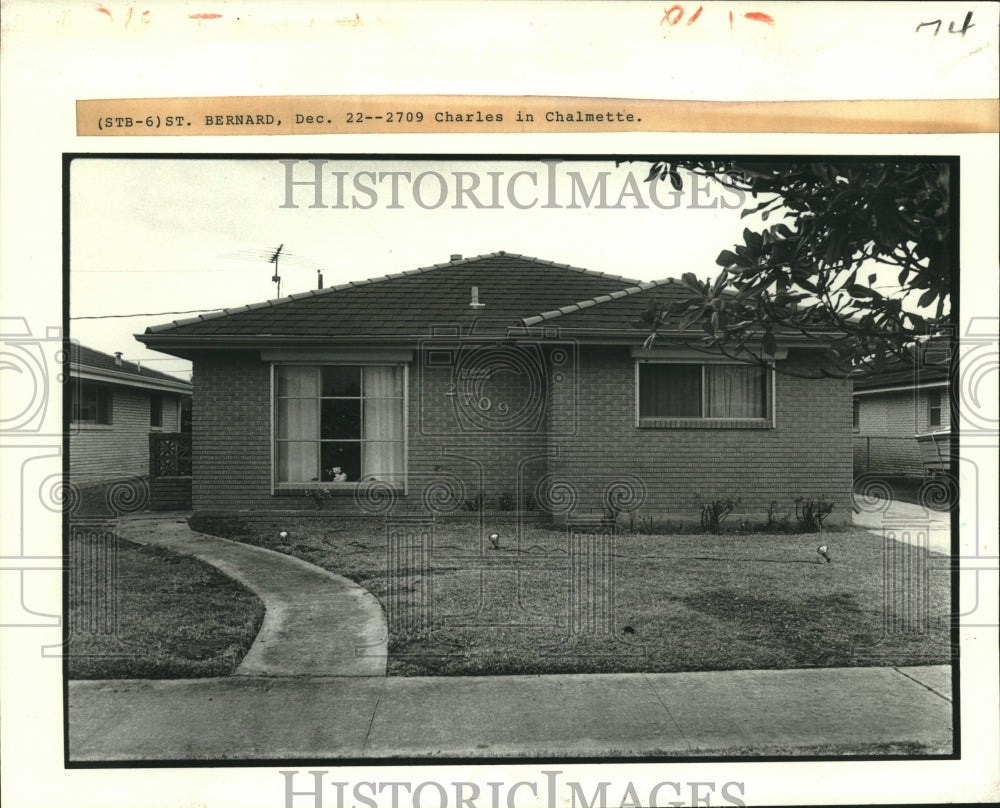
[68,535,265,679]
[192,515,952,677]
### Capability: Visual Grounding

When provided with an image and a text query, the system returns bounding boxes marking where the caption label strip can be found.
[76,96,999,136]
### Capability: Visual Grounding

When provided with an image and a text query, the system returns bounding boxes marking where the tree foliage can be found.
[638,160,952,375]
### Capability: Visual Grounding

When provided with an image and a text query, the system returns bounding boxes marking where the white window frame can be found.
[634,359,775,428]
[270,362,408,492]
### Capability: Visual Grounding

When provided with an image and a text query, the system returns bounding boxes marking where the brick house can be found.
[137,252,853,522]
[69,343,192,482]
[852,339,952,476]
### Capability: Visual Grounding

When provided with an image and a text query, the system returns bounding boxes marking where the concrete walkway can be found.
[852,497,952,555]
[67,514,953,761]
[117,514,387,676]
[68,665,952,760]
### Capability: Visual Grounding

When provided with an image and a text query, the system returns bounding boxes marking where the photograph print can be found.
[65,154,958,764]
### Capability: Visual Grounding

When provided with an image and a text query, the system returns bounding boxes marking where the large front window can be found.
[638,362,769,421]
[275,365,404,484]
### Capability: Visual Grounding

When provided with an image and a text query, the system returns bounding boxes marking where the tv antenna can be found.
[217,245,326,296]
[269,244,284,297]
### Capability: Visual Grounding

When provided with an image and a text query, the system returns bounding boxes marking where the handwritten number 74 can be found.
[916,11,975,36]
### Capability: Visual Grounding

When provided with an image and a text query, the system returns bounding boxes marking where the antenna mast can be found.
[269,243,284,297]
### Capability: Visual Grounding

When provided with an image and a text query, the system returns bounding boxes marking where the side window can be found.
[928,390,942,428]
[150,394,163,428]
[72,383,112,425]
[637,362,770,424]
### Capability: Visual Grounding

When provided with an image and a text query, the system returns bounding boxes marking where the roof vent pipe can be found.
[114,352,123,367]
[317,269,324,290]
[469,286,486,310]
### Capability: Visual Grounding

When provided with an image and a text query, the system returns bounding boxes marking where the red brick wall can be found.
[408,349,551,511]
[547,347,854,523]
[190,346,853,521]
[191,352,272,510]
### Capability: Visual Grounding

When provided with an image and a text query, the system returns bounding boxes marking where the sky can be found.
[70,157,762,380]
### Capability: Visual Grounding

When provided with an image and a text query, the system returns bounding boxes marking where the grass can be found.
[67,535,265,679]
[72,478,128,517]
[191,515,952,677]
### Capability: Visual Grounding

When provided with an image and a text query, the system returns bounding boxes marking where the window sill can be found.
[273,483,403,496]
[637,417,772,430]
[70,422,114,431]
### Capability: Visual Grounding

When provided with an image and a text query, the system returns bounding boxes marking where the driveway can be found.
[852,497,952,555]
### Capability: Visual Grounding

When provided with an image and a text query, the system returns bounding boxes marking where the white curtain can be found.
[277,367,319,481]
[362,367,403,481]
[705,365,765,418]
[276,365,318,397]
[278,441,319,482]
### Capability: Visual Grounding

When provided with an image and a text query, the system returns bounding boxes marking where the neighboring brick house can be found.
[69,343,192,482]
[852,339,952,476]
[137,252,853,522]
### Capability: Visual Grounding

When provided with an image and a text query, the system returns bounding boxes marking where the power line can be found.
[74,268,265,273]
[70,308,222,320]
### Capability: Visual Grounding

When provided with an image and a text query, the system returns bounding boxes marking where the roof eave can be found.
[71,365,192,393]
[137,328,840,354]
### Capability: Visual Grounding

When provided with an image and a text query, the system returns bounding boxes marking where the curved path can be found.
[117,514,387,676]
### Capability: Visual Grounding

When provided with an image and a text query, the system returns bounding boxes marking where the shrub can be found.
[462,489,485,512]
[795,497,835,531]
[495,491,516,512]
[310,488,336,511]
[695,495,741,534]
[764,500,791,531]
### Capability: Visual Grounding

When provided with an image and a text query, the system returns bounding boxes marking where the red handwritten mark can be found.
[96,5,112,20]
[744,11,775,25]
[686,5,703,24]
[728,10,733,28]
[189,13,222,19]
[660,5,683,26]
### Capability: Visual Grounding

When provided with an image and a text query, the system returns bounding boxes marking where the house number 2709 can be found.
[445,384,509,414]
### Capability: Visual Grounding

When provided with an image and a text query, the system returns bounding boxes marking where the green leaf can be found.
[847,284,877,298]
[716,249,741,267]
[680,272,704,293]
[916,288,937,309]
[762,331,777,356]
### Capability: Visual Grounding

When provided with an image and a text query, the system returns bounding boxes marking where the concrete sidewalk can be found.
[68,665,952,760]
[117,514,387,676]
[852,497,952,555]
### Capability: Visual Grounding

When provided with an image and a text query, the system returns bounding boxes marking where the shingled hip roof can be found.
[70,343,192,392]
[136,251,835,353]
